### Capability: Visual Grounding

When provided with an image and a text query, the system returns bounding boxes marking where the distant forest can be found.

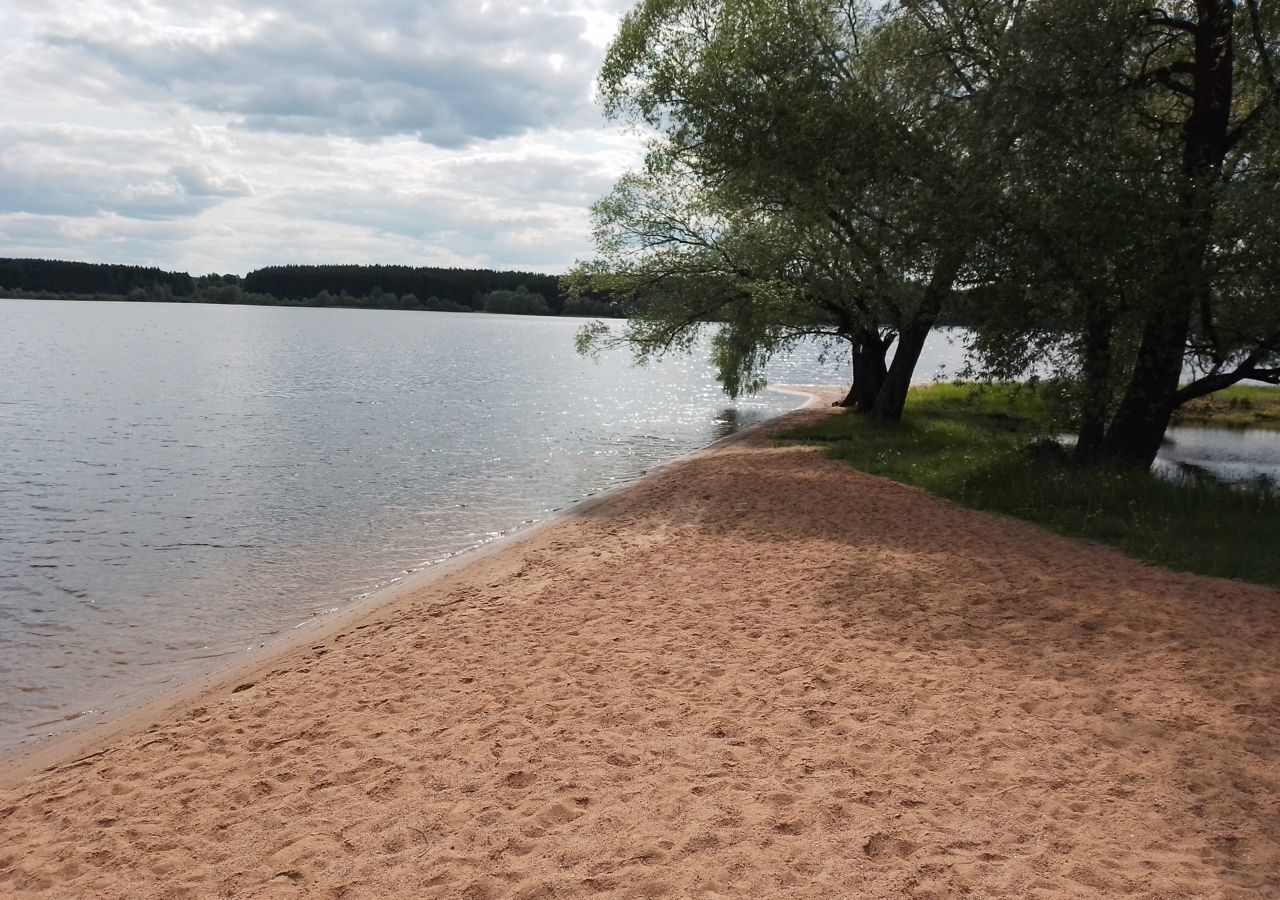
[0,258,625,318]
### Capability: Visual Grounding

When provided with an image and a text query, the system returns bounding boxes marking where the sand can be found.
[1,396,1278,898]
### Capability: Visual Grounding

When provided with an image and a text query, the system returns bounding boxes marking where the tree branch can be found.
[1138,7,1198,35]
[1135,61,1198,97]
[1245,0,1279,93]
[1174,345,1280,404]
[1228,2,1280,152]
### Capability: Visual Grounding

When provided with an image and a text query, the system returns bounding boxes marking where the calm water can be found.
[0,300,975,753]
[1156,426,1280,486]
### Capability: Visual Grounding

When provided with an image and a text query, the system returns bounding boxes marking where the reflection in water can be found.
[712,408,743,440]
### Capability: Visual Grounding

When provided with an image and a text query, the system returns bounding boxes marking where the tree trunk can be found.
[1073,287,1114,466]
[1096,300,1190,467]
[1099,2,1234,468]
[840,328,889,412]
[870,322,931,423]
[869,252,964,423]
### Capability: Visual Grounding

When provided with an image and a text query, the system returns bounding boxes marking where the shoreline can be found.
[3,387,1276,897]
[0,385,835,788]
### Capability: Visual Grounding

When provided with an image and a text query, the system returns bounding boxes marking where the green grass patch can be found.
[1173,384,1280,430]
[781,383,1280,588]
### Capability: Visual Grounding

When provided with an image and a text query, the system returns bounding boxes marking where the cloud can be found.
[227,130,630,270]
[171,165,254,199]
[0,123,637,274]
[0,125,253,219]
[34,0,608,147]
[0,212,199,270]
[441,153,620,208]
[0,1,643,274]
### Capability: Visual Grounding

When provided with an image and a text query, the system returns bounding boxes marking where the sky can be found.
[0,0,642,276]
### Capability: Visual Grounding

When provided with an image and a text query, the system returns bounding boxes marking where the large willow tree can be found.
[570,0,1002,421]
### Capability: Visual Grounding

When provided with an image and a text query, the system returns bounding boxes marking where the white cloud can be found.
[0,0,643,275]
[171,165,254,199]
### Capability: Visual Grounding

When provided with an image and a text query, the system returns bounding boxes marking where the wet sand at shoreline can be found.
[2,397,1277,898]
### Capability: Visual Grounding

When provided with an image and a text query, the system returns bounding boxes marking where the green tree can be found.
[933,0,1280,466]
[482,285,552,315]
[575,0,1003,421]
[1099,0,1280,465]
[568,161,894,404]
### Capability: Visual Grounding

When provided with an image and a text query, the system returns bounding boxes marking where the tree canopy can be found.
[0,258,194,297]
[570,0,1280,467]
[571,0,1005,421]
[1,259,571,318]
[243,265,565,313]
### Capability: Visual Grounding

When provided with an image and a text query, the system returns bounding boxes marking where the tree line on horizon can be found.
[568,0,1280,470]
[0,258,625,318]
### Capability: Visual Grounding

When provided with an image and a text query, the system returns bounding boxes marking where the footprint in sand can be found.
[863,832,916,860]
[503,770,537,788]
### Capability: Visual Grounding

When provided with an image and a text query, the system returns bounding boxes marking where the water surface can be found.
[1156,426,1280,487]
[3,301,974,752]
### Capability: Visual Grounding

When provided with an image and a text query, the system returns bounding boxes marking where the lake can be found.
[0,300,980,754]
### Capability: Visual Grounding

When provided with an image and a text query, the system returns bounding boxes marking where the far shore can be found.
[2,391,1277,898]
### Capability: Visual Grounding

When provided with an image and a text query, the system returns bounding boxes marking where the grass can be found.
[780,383,1280,588]
[1173,384,1280,430]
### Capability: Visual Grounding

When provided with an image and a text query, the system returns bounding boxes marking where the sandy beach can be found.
[2,396,1277,898]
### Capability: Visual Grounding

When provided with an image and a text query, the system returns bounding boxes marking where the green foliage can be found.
[401,294,472,313]
[933,0,1280,462]
[243,264,564,312]
[0,257,194,296]
[781,384,1280,587]
[561,295,627,318]
[421,296,472,313]
[481,285,552,315]
[566,162,846,396]
[576,0,1009,416]
[584,0,1280,451]
[1,259,570,318]
[1174,385,1280,431]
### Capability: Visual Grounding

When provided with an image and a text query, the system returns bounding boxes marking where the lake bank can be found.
[0,387,832,785]
[3,395,1276,898]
